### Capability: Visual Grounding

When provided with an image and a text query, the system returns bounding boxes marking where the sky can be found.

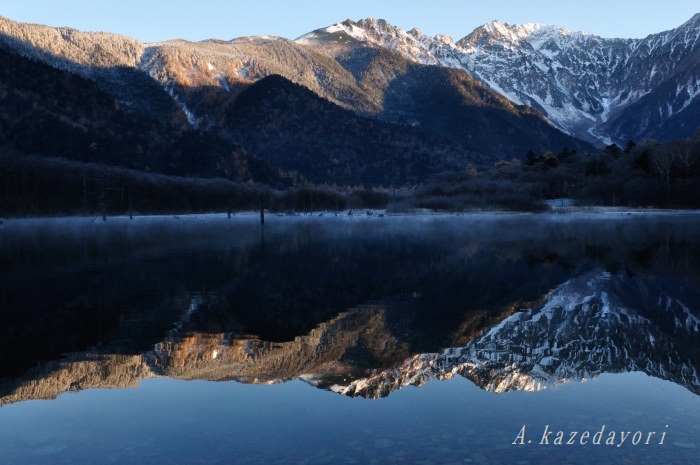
[0,1,698,43]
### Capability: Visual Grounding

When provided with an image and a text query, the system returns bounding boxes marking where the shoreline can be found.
[2,207,700,225]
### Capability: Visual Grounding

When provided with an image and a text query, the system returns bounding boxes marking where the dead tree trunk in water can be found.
[260,194,265,225]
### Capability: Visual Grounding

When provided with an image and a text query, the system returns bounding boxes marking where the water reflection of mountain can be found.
[2,214,700,405]
[0,292,504,405]
[0,215,553,378]
[333,272,700,398]
[2,271,698,405]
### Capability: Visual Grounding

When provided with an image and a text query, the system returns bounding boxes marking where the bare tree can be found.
[650,148,677,186]
[675,147,698,177]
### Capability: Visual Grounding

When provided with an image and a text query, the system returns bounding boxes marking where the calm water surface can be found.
[0,212,698,464]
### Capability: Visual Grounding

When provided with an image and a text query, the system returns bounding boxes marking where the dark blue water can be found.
[0,212,698,464]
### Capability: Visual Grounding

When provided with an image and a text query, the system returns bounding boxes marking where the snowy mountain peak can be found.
[433,34,454,45]
[481,20,560,41]
[297,17,441,64]
[683,12,700,26]
[459,20,590,53]
[298,14,700,145]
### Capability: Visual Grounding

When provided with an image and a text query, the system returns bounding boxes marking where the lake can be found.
[0,212,698,464]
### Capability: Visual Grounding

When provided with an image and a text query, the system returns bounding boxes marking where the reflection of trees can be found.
[518,217,700,277]
[189,231,569,347]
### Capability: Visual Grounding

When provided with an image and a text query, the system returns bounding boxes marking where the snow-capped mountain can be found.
[299,15,700,145]
[297,18,447,66]
[332,272,700,398]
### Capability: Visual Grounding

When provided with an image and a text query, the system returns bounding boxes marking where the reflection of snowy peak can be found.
[3,273,698,405]
[336,272,700,398]
[456,272,700,393]
[300,15,700,144]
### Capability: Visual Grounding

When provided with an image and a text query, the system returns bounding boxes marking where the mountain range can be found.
[0,14,698,187]
[299,15,700,145]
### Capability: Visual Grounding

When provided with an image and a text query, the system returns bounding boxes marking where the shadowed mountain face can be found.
[1,214,699,405]
[0,45,256,181]
[221,75,474,185]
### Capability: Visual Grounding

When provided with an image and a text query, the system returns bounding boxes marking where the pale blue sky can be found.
[0,0,697,43]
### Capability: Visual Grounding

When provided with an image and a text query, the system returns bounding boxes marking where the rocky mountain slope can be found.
[138,27,592,162]
[0,17,180,120]
[300,15,700,145]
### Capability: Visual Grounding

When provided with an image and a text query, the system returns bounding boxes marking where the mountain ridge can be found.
[300,14,700,145]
